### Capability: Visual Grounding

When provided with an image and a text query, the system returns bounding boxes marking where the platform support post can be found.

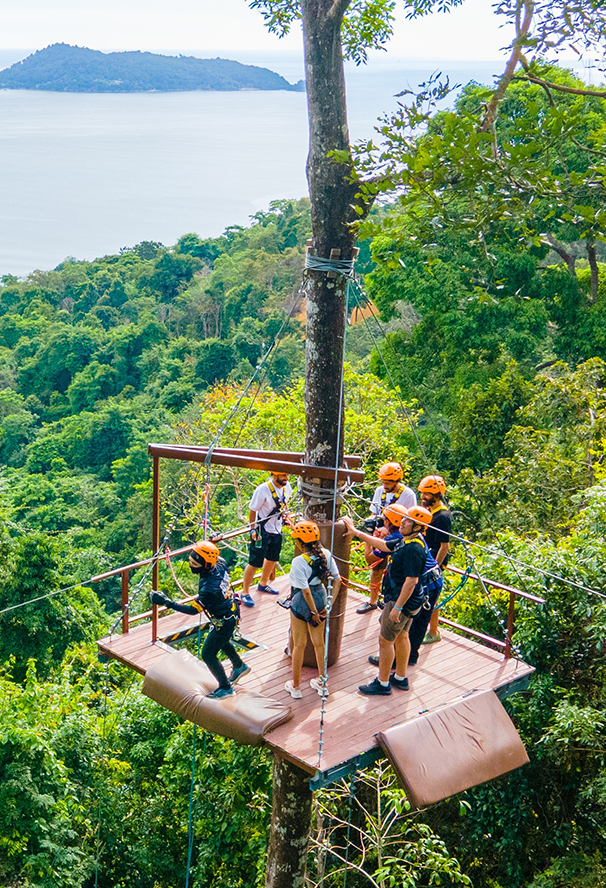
[152,454,160,643]
[265,755,312,888]
[505,589,515,659]
[121,569,130,634]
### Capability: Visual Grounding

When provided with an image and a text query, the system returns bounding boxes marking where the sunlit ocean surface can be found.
[0,49,503,276]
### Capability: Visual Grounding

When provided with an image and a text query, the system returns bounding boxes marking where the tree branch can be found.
[479,0,534,132]
[328,0,351,20]
[542,232,577,278]
[516,73,606,98]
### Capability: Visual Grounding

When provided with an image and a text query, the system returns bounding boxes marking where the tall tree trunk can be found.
[301,0,361,522]
[265,756,313,888]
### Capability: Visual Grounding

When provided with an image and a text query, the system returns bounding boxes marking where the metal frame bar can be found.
[147,443,365,483]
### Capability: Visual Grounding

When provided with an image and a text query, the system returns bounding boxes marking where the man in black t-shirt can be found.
[418,475,452,644]
[344,506,431,695]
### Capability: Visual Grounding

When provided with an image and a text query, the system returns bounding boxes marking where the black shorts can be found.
[248,530,283,568]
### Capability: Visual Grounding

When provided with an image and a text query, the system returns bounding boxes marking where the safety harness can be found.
[383,535,432,616]
[380,482,404,510]
[302,552,328,583]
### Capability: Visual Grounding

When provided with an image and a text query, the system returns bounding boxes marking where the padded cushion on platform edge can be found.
[376,689,529,809]
[142,650,292,746]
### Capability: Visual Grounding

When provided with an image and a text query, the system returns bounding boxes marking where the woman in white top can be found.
[285,520,341,699]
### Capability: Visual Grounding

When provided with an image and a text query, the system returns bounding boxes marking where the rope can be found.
[305,253,356,278]
[107,511,183,638]
[185,618,204,888]
[435,563,473,609]
[352,282,606,605]
[93,661,110,888]
[203,297,300,471]
[298,478,352,503]
[342,772,357,888]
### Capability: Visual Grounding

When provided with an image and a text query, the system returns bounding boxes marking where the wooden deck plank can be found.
[97,578,534,777]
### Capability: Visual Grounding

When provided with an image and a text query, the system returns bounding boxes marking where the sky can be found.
[0,0,510,62]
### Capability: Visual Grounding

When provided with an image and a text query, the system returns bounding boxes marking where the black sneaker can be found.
[358,677,392,696]
[390,675,410,691]
[367,654,395,671]
[356,601,378,614]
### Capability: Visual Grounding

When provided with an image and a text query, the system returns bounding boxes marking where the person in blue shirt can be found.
[344,506,432,695]
[356,502,407,614]
[150,540,250,700]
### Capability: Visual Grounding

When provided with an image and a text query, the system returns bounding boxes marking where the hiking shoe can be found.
[257,584,280,595]
[310,677,329,698]
[367,654,395,671]
[241,594,255,608]
[285,680,302,699]
[228,663,251,684]
[358,677,392,696]
[390,675,410,691]
[207,686,234,700]
[422,632,441,645]
[356,601,378,614]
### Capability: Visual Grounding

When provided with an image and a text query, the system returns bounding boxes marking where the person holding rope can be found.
[344,506,432,695]
[241,471,293,607]
[284,520,341,700]
[356,503,407,614]
[418,475,452,645]
[150,541,250,700]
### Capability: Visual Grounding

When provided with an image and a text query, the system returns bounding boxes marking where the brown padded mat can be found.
[142,650,292,746]
[376,690,529,808]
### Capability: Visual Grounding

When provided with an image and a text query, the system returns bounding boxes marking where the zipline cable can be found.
[353,283,590,606]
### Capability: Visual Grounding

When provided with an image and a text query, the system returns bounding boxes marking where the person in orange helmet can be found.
[369,462,416,519]
[344,507,432,695]
[356,502,407,614]
[417,475,452,645]
[150,540,249,699]
[284,521,341,700]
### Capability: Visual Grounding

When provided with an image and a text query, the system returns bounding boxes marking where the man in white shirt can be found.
[369,463,416,516]
[241,472,293,607]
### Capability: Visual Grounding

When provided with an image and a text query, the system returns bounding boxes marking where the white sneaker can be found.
[285,680,302,699]
[310,677,329,698]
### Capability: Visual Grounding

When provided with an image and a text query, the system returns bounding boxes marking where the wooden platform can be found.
[97,577,534,783]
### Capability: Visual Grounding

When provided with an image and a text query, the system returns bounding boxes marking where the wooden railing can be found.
[91,549,545,660]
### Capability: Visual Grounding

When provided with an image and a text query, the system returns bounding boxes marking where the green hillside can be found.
[0,43,305,92]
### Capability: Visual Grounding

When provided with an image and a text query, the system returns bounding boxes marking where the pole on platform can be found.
[265,756,312,888]
[151,454,160,643]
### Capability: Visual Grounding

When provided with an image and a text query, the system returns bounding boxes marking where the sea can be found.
[0,49,506,277]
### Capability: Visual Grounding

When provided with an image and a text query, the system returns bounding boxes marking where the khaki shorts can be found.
[380,600,414,643]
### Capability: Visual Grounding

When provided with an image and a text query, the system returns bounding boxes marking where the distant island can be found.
[0,43,305,93]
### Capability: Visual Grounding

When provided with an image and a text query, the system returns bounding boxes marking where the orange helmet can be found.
[383,503,408,527]
[418,475,446,496]
[291,520,321,543]
[405,506,433,528]
[378,462,403,482]
[191,540,220,568]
